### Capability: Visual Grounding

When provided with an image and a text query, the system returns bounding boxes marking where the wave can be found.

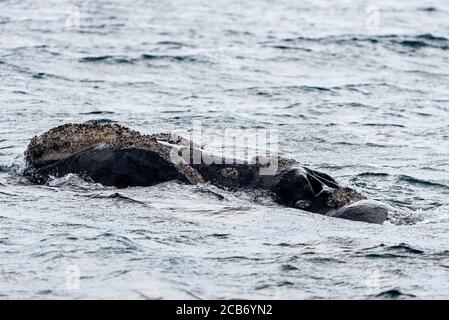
[0,190,18,197]
[155,41,192,48]
[373,289,416,299]
[226,82,415,97]
[84,119,117,125]
[0,164,20,173]
[193,188,226,201]
[355,172,449,191]
[417,204,449,224]
[207,255,262,261]
[79,55,136,64]
[86,232,144,252]
[355,172,390,178]
[141,53,208,63]
[87,192,148,206]
[362,123,406,128]
[275,34,449,51]
[361,243,425,259]
[79,111,115,115]
[419,7,437,12]
[387,243,425,255]
[2,62,75,82]
[208,233,230,239]
[269,45,312,52]
[225,85,333,96]
[397,175,449,190]
[79,53,210,64]
[46,173,107,191]
[401,34,449,49]
[281,264,299,271]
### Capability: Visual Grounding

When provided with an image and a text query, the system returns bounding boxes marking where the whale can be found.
[23,123,388,224]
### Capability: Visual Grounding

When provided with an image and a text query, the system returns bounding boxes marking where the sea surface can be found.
[1,0,449,299]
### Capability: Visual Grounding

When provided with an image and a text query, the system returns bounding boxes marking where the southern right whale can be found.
[23,123,388,224]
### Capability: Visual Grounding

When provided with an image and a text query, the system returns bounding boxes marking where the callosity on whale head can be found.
[23,123,205,186]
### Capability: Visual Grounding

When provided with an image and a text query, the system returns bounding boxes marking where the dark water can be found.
[1,0,449,299]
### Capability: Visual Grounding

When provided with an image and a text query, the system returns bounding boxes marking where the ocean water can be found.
[1,0,449,299]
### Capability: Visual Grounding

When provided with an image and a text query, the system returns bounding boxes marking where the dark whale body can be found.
[24,124,388,224]
[27,147,191,188]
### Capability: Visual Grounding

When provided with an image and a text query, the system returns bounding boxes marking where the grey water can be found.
[1,0,449,299]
